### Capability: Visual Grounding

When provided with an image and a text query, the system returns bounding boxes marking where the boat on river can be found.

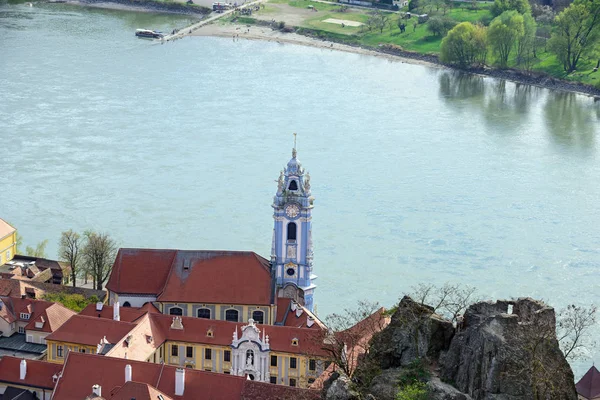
[135,29,164,39]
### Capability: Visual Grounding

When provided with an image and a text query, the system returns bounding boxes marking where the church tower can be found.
[271,138,316,311]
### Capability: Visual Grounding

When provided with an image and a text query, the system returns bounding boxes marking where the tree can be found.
[491,0,531,16]
[320,300,389,378]
[58,230,82,288]
[488,11,525,68]
[427,15,457,36]
[25,240,49,258]
[82,231,117,290]
[368,11,391,34]
[556,304,597,360]
[548,0,600,72]
[440,22,488,67]
[410,282,479,323]
[516,13,537,68]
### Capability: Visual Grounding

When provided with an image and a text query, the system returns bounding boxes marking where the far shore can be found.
[47,0,600,98]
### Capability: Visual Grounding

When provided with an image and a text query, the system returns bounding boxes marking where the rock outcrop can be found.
[440,298,577,400]
[368,296,455,369]
[329,296,577,400]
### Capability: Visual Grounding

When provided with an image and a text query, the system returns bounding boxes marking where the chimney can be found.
[96,302,103,312]
[114,302,120,321]
[20,359,26,380]
[125,364,132,382]
[175,368,185,396]
[92,384,102,397]
[307,316,314,328]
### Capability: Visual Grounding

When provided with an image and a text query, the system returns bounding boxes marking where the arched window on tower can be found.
[287,222,297,241]
[288,180,298,190]
[225,309,239,322]
[169,307,183,316]
[252,310,264,324]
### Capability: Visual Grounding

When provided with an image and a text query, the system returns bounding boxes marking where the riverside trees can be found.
[440,22,488,66]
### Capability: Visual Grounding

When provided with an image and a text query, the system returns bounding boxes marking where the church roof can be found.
[107,249,274,306]
[576,365,600,399]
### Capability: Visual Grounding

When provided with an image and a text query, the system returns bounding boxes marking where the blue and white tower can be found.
[271,141,316,311]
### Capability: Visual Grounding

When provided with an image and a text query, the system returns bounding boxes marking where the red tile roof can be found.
[106,249,177,295]
[275,298,325,329]
[0,296,76,333]
[45,315,137,346]
[576,365,600,399]
[107,381,173,400]
[53,353,246,400]
[106,249,274,306]
[0,356,62,390]
[53,353,320,400]
[79,303,160,323]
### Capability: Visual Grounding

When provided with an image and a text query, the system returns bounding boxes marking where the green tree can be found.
[488,11,525,68]
[548,0,600,72]
[427,15,457,36]
[25,239,49,258]
[491,0,531,16]
[440,22,488,67]
[516,13,537,68]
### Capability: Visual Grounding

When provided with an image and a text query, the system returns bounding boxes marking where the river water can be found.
[2,0,600,376]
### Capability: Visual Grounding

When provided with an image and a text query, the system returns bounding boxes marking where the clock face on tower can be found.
[285,203,300,218]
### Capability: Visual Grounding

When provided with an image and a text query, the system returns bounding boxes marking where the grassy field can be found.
[230,0,599,87]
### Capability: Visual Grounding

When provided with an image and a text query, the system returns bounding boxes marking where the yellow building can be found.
[0,218,17,266]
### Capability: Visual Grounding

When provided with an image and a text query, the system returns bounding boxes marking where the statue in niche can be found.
[304,172,311,191]
[246,350,254,367]
[277,170,284,192]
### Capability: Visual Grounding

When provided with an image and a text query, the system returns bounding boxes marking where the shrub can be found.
[396,381,428,400]
[427,15,457,36]
[42,292,100,312]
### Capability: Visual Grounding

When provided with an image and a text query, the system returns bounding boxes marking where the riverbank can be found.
[67,0,210,15]
[191,21,600,98]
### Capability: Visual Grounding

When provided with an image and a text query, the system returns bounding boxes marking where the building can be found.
[105,146,318,320]
[0,278,106,302]
[45,305,328,388]
[0,219,17,266]
[0,296,76,359]
[576,365,600,399]
[0,356,62,400]
[0,255,72,285]
[52,352,321,400]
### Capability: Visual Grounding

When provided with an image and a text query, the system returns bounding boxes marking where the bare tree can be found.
[410,282,479,323]
[557,304,597,360]
[320,300,390,378]
[367,11,391,34]
[58,230,82,288]
[83,231,117,290]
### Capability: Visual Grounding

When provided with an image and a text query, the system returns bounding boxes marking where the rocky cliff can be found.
[325,297,577,400]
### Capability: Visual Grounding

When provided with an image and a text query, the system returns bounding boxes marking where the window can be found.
[224,370,230,375]
[308,378,315,384]
[291,338,299,346]
[169,306,183,316]
[171,345,179,357]
[224,350,231,362]
[225,309,239,322]
[122,302,131,307]
[205,348,212,360]
[27,335,32,342]
[252,310,264,324]
[270,355,277,367]
[289,378,297,387]
[290,357,297,369]
[6,250,10,260]
[288,180,298,190]
[57,346,63,357]
[20,313,30,320]
[80,348,86,353]
[205,368,212,372]
[159,347,163,359]
[186,346,193,358]
[185,365,193,369]
[18,326,24,334]
[309,359,316,371]
[270,376,277,384]
[287,223,297,241]
[197,308,211,319]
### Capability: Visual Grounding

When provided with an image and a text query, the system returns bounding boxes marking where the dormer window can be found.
[206,329,214,338]
[20,313,30,320]
[291,338,299,346]
[288,180,298,191]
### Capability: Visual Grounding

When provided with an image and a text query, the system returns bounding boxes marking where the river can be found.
[1,0,600,376]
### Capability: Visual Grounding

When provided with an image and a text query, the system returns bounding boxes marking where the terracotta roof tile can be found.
[0,356,62,390]
[0,296,75,334]
[108,381,173,400]
[276,298,325,329]
[45,315,137,346]
[79,303,159,323]
[576,365,600,399]
[106,249,177,295]
[241,380,321,400]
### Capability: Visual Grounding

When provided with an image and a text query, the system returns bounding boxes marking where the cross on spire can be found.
[292,133,297,158]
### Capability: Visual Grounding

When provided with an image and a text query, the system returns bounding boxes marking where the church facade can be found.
[105,145,318,322]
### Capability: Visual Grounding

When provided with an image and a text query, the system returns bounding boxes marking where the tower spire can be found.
[292,132,297,158]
